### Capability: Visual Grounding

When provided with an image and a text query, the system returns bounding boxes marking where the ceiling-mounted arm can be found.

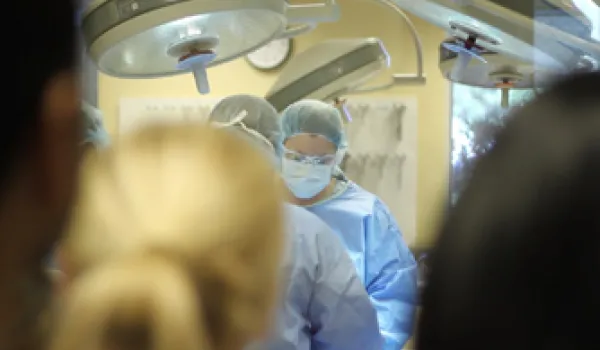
[278,23,318,39]
[285,0,340,22]
[470,0,600,58]
[349,0,426,94]
[280,0,341,38]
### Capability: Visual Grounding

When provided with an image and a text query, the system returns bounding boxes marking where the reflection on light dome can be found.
[573,0,600,40]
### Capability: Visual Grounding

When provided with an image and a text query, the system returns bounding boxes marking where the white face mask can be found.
[281,158,333,199]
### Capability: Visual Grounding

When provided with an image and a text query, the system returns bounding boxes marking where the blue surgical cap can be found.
[209,95,282,149]
[81,102,110,148]
[280,99,347,150]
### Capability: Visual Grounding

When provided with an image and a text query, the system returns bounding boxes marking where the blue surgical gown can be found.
[306,182,418,350]
[251,204,382,350]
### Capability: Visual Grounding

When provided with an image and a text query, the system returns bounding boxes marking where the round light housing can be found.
[81,0,287,78]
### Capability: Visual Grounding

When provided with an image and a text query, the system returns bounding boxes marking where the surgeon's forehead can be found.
[284,134,336,156]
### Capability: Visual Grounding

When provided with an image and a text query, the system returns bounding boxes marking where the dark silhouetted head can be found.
[418,72,600,350]
[0,1,80,348]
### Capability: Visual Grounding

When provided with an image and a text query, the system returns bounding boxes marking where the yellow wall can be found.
[98,0,450,248]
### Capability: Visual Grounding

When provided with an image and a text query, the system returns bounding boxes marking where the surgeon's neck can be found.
[289,178,337,207]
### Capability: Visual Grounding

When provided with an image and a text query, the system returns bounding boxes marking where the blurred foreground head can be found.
[0,0,79,348]
[418,72,600,350]
[53,124,285,350]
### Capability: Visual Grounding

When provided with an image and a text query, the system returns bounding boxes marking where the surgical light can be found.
[266,38,391,112]
[267,0,428,113]
[80,0,340,94]
[391,0,591,71]
[456,0,600,63]
[442,21,500,81]
[439,39,559,107]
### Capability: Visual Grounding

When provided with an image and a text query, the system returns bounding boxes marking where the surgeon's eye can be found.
[284,152,300,161]
[315,155,336,165]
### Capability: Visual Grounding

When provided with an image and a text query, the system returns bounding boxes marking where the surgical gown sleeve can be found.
[366,201,418,350]
[308,220,382,350]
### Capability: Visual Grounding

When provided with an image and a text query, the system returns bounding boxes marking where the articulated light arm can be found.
[281,0,341,38]
[350,0,426,95]
[285,0,341,23]
[469,0,600,57]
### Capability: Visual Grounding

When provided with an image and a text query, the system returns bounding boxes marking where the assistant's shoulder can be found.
[285,203,316,220]
[285,204,330,235]
[285,203,323,227]
[285,204,344,246]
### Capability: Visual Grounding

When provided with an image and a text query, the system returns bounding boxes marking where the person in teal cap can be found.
[209,94,382,350]
[279,99,418,350]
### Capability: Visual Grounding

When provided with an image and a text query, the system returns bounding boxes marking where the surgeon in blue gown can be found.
[209,95,382,350]
[279,99,418,350]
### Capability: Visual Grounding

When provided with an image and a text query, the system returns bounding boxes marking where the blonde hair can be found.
[51,124,285,350]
